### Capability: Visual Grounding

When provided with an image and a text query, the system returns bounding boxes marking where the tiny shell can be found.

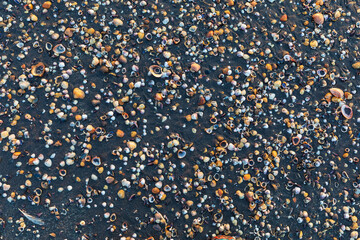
[329,88,344,99]
[73,88,85,99]
[113,18,123,27]
[352,62,360,69]
[190,62,201,72]
[31,62,45,77]
[341,104,353,119]
[312,13,324,24]
[91,156,101,166]
[149,65,162,78]
[177,150,186,159]
[127,141,137,151]
[53,44,66,54]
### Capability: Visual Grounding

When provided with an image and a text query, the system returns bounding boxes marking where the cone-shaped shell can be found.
[31,62,45,77]
[190,62,201,72]
[341,104,353,119]
[329,88,344,99]
[312,13,324,24]
[149,65,162,78]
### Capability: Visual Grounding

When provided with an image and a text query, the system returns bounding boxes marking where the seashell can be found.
[31,62,45,77]
[329,88,344,99]
[73,88,85,99]
[163,51,171,59]
[42,1,51,9]
[53,44,66,54]
[91,156,101,166]
[117,189,125,199]
[113,18,123,27]
[341,104,353,119]
[91,56,100,66]
[245,191,254,202]
[317,68,327,77]
[177,149,186,159]
[352,62,360,69]
[59,169,67,177]
[45,42,53,51]
[149,65,163,78]
[213,213,223,223]
[292,136,300,145]
[312,13,324,24]
[127,141,137,151]
[190,62,201,72]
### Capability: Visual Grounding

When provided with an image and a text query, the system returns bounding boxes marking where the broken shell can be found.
[31,62,45,77]
[213,213,223,223]
[53,44,66,54]
[91,156,101,166]
[312,13,324,24]
[329,88,344,99]
[177,149,187,159]
[352,62,360,69]
[341,104,353,119]
[149,65,163,78]
[190,62,201,72]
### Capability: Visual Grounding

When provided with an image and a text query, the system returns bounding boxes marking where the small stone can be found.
[3,184,10,191]
[190,62,201,72]
[73,88,85,99]
[1,131,9,139]
[116,129,124,137]
[280,14,288,22]
[30,14,38,22]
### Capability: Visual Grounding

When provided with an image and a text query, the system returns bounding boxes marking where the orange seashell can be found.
[280,14,288,22]
[155,93,163,101]
[312,13,324,24]
[152,187,160,194]
[341,104,353,119]
[243,174,251,181]
[329,88,344,99]
[31,62,45,77]
[292,136,300,146]
[190,62,201,72]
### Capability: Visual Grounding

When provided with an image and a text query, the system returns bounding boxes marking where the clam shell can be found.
[31,62,45,77]
[45,42,53,51]
[341,104,353,119]
[329,88,344,99]
[312,13,324,24]
[149,65,162,78]
[177,149,186,159]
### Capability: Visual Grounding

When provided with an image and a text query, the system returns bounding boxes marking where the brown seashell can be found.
[312,13,324,24]
[119,55,127,64]
[329,88,344,99]
[100,66,109,73]
[65,28,74,37]
[198,95,206,105]
[190,62,201,72]
[245,191,254,202]
[31,62,45,77]
[149,65,162,78]
[341,104,353,119]
[352,62,360,69]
